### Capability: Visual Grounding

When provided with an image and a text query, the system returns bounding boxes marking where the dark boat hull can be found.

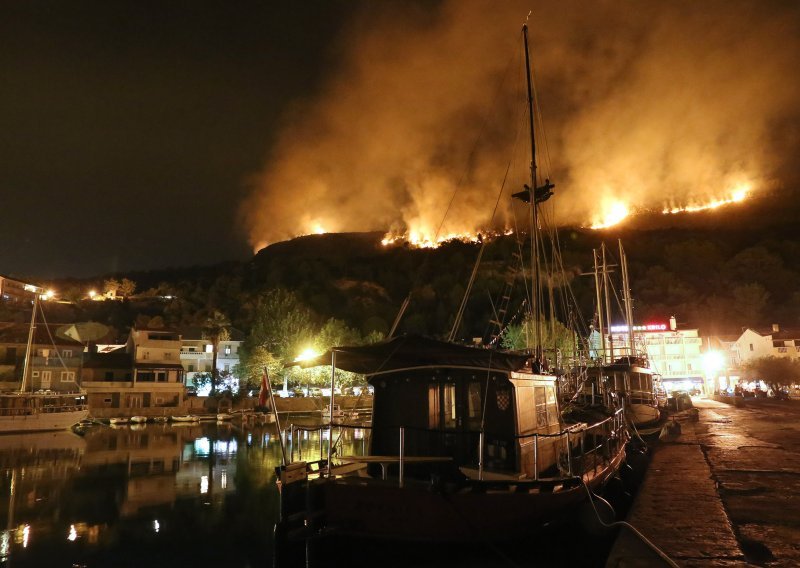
[314,448,626,542]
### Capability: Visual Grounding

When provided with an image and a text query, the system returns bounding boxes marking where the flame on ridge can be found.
[662,184,750,214]
[381,228,513,248]
[590,201,630,230]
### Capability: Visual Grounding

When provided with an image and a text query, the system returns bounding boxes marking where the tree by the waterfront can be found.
[742,356,800,394]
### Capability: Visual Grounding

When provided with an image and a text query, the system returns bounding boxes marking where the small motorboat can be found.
[169,415,199,423]
[130,416,148,424]
[109,417,129,425]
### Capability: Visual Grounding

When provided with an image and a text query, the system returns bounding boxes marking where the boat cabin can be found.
[306,335,566,480]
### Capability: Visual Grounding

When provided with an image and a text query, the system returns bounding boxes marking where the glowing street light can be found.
[295,347,320,362]
[88,290,96,299]
[702,350,725,376]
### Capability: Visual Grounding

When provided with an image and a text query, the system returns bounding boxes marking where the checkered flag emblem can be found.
[496,389,511,411]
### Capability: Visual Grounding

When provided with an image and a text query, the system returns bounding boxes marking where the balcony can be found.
[31,356,83,368]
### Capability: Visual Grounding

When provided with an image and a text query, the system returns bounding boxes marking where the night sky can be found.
[1,1,358,278]
[2,1,799,279]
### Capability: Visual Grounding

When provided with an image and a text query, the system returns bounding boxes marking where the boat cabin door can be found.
[428,377,484,466]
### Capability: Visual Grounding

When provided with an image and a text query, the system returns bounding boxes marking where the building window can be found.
[62,349,72,358]
[188,365,195,372]
[143,351,150,360]
[60,371,75,382]
[225,346,231,355]
[749,344,754,351]
[224,364,230,373]
[32,371,40,377]
[165,352,172,359]
[205,344,213,353]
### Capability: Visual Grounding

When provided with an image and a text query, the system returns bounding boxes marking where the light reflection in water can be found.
[0,420,369,567]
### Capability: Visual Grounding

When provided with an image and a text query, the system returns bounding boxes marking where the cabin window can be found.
[32,371,40,377]
[466,381,482,429]
[428,385,440,429]
[545,386,558,427]
[535,386,548,427]
[443,383,457,429]
[60,371,75,382]
[62,350,72,358]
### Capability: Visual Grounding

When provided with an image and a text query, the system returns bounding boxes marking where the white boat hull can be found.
[0,408,90,434]
[629,403,661,427]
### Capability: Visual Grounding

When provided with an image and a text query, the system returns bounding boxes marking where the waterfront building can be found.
[81,327,186,418]
[732,324,800,365]
[0,322,84,392]
[0,274,37,304]
[179,327,243,395]
[606,316,705,393]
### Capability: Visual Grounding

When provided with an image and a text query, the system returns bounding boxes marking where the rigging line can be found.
[448,158,510,342]
[37,301,73,374]
[391,47,520,339]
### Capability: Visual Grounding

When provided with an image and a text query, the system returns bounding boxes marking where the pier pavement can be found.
[607,397,800,567]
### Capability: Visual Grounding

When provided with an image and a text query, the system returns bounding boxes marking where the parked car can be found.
[308,387,323,397]
[291,387,305,398]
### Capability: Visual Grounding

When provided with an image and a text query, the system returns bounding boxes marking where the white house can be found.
[732,324,800,365]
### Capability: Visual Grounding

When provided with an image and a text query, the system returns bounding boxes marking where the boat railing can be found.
[280,408,626,488]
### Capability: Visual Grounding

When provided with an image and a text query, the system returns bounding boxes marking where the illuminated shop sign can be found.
[609,323,668,332]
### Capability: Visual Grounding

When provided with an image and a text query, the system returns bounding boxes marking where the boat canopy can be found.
[296,334,531,376]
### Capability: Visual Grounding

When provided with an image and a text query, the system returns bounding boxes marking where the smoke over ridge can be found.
[244,0,800,250]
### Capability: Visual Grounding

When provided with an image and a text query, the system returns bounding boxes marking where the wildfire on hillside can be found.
[661,184,750,215]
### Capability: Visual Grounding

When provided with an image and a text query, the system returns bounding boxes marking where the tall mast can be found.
[522,23,541,357]
[619,240,636,356]
[20,289,40,393]
[602,245,615,362]
[592,249,607,363]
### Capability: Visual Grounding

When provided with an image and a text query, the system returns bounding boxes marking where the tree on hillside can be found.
[103,278,121,297]
[119,278,137,298]
[202,310,231,396]
[742,356,800,395]
[247,289,315,361]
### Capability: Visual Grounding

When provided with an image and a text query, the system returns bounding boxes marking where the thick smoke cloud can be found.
[244,0,800,250]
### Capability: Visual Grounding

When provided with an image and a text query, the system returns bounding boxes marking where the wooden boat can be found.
[109,417,129,425]
[0,286,89,433]
[277,335,627,543]
[169,415,199,423]
[130,415,148,424]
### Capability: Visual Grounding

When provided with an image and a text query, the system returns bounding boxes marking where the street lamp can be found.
[702,350,725,395]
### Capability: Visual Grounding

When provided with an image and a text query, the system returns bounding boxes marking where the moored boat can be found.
[169,414,199,423]
[0,284,89,434]
[130,415,148,424]
[278,335,627,542]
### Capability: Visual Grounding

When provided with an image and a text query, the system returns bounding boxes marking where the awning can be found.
[294,334,530,376]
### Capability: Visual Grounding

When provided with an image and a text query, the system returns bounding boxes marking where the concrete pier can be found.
[607,397,800,567]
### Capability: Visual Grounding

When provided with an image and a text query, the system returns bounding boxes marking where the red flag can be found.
[258,371,268,407]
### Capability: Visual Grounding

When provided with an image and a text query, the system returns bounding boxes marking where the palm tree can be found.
[202,310,231,395]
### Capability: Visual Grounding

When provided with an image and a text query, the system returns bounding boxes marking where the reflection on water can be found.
[0,421,368,568]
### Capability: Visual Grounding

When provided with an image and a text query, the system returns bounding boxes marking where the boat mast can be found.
[592,249,607,363]
[20,288,41,393]
[602,245,615,363]
[619,240,636,357]
[523,23,541,359]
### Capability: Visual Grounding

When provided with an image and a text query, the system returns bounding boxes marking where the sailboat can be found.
[273,22,628,546]
[574,242,665,428]
[0,284,89,433]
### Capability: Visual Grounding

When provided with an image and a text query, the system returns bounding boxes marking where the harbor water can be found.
[0,419,367,568]
[0,419,631,567]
